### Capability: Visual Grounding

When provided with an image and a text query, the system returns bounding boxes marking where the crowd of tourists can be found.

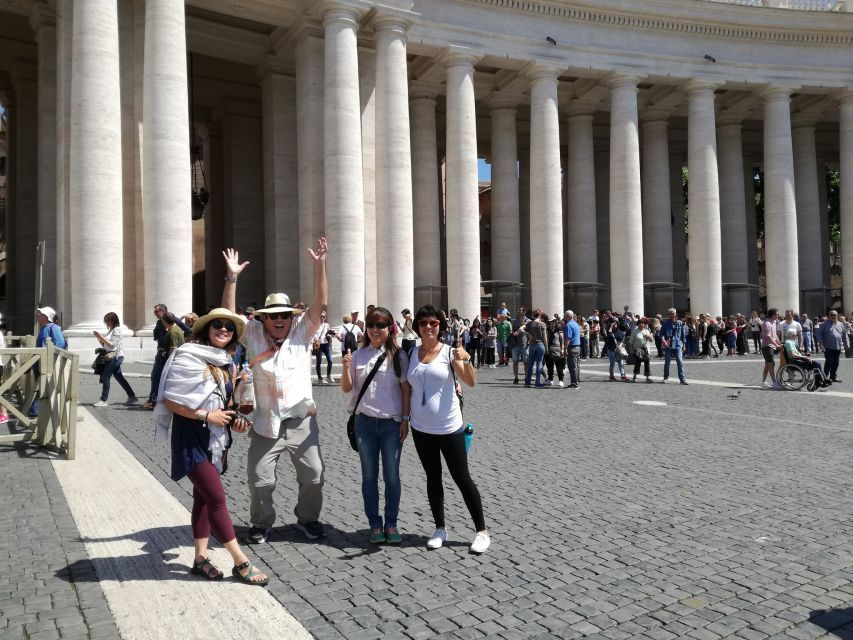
[28,236,851,588]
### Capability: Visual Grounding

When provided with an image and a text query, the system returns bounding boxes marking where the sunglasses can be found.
[419,320,440,328]
[366,322,390,329]
[264,312,293,320]
[210,319,237,332]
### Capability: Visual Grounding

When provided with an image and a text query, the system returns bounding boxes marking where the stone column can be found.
[295,28,325,302]
[259,59,300,298]
[488,95,521,284]
[686,80,722,318]
[608,75,644,314]
[792,116,823,314]
[670,152,688,310]
[518,142,531,297]
[640,113,672,314]
[68,0,124,332]
[443,48,481,321]
[817,155,830,295]
[324,4,365,321]
[201,122,226,308]
[762,86,800,312]
[566,104,597,312]
[410,87,442,290]
[717,117,750,315]
[142,0,192,325]
[839,90,853,313]
[359,48,377,307]
[56,0,73,323]
[595,142,611,311]
[528,64,563,314]
[374,16,414,316]
[744,158,760,312]
[31,5,57,308]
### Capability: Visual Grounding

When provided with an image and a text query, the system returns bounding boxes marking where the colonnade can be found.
[3,0,851,335]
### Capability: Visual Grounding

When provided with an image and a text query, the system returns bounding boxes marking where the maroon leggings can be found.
[187,460,236,544]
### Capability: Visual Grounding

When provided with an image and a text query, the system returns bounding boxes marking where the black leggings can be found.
[412,428,486,532]
[315,342,332,379]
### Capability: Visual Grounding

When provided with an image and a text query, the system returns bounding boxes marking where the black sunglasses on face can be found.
[366,322,390,330]
[210,319,237,332]
[265,312,293,320]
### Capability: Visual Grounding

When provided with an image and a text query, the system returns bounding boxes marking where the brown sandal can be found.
[190,556,223,581]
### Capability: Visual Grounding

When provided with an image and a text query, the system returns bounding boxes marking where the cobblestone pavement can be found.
[9,356,853,639]
[0,439,120,640]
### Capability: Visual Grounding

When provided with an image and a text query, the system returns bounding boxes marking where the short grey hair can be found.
[668,308,677,315]
[564,310,574,318]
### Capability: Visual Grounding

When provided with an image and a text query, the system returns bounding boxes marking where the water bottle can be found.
[237,364,255,415]
[463,422,474,453]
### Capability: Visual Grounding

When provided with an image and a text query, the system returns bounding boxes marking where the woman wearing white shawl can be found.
[155,308,268,586]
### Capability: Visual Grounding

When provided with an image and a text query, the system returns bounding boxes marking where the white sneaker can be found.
[762,381,773,389]
[426,528,447,550]
[558,381,565,388]
[93,400,108,407]
[545,380,553,386]
[470,531,491,554]
[327,376,335,383]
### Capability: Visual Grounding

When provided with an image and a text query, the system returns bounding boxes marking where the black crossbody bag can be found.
[346,352,387,452]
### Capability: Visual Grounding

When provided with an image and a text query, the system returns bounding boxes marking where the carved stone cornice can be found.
[470,0,853,46]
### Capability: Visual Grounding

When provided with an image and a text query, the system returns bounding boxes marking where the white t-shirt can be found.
[241,313,316,439]
[347,346,409,420]
[104,327,125,358]
[778,320,802,344]
[336,323,363,345]
[407,344,463,435]
[312,322,332,345]
[400,317,417,341]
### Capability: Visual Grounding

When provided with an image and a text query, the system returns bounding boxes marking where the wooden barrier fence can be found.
[0,335,80,459]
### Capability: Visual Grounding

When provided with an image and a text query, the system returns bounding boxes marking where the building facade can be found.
[0,0,852,343]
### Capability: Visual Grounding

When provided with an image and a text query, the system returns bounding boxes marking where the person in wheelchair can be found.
[782,327,829,388]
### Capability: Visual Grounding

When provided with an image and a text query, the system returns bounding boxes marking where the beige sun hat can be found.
[192,307,246,340]
[254,292,303,315]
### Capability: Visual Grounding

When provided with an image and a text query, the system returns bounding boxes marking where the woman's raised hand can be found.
[222,248,250,277]
[308,237,328,263]
[452,346,470,361]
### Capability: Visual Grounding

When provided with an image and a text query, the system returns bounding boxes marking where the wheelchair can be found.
[776,351,822,392]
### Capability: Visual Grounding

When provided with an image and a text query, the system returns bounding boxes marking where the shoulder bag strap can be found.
[446,345,464,414]
[353,351,387,413]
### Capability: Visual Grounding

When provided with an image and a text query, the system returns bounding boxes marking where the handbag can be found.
[346,351,387,452]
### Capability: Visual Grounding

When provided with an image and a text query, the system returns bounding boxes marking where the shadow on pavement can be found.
[808,608,853,638]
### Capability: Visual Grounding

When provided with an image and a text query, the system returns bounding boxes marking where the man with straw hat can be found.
[221,238,328,544]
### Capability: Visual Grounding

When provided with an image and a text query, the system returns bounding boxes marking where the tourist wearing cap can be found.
[221,239,328,545]
[154,308,268,586]
[30,307,68,416]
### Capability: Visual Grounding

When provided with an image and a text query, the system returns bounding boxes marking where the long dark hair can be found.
[362,306,401,377]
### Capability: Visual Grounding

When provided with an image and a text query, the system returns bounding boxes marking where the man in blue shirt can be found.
[563,310,581,388]
[817,310,848,383]
[31,306,68,416]
[659,307,688,385]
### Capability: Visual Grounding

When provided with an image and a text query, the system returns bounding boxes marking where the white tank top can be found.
[408,344,463,435]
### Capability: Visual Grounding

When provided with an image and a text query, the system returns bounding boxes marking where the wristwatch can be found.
[401,415,410,421]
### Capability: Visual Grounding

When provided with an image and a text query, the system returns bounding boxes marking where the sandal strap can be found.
[234,560,250,571]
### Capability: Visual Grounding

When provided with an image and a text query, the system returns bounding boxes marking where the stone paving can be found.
[5,355,853,639]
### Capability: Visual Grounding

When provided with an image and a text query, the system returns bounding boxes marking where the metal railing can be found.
[0,336,80,459]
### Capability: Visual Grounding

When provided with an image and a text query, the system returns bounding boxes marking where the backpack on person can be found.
[343,325,358,353]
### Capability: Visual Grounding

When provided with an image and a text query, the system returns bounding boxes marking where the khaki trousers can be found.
[247,415,325,529]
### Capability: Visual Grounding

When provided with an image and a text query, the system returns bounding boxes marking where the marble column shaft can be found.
[260,64,300,297]
[295,33,325,302]
[56,0,73,322]
[608,76,644,314]
[839,92,853,312]
[374,17,414,316]
[489,101,521,283]
[670,152,688,310]
[518,145,532,293]
[640,117,672,287]
[763,87,800,312]
[791,120,823,292]
[324,7,365,321]
[528,67,563,314]
[717,121,749,312]
[32,6,57,307]
[410,93,442,288]
[686,83,722,317]
[359,49,377,307]
[566,108,597,286]
[68,0,124,331]
[142,0,192,320]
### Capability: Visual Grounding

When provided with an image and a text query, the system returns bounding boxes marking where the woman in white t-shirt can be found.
[93,312,138,407]
[341,307,411,545]
[407,305,490,554]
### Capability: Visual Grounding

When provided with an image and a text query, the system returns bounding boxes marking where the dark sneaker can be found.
[296,521,325,540]
[244,526,270,544]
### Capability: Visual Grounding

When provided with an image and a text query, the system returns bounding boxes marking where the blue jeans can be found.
[355,415,403,530]
[525,342,545,385]
[497,339,507,362]
[608,348,625,378]
[663,347,686,382]
[147,351,168,403]
[803,332,813,353]
[100,356,136,402]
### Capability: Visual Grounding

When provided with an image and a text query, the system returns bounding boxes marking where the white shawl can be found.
[154,343,233,472]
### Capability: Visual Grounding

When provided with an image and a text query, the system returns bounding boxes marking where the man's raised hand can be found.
[222,248,250,277]
[308,237,328,263]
